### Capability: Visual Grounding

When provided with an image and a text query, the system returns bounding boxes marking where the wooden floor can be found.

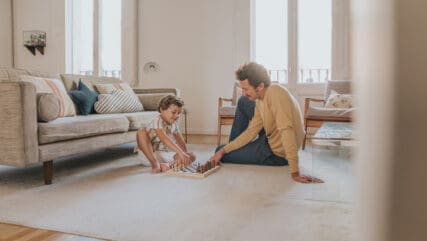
[0,223,111,241]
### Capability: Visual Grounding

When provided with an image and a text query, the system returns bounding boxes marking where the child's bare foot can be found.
[160,163,170,172]
[151,167,162,173]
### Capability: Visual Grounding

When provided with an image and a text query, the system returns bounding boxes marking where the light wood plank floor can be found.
[0,223,111,241]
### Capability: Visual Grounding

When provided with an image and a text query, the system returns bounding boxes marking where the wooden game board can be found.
[165,161,221,178]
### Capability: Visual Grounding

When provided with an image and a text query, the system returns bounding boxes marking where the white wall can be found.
[138,0,250,135]
[352,0,427,240]
[0,0,13,67]
[13,0,66,73]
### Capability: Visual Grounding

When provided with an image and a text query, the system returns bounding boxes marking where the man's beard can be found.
[254,88,260,99]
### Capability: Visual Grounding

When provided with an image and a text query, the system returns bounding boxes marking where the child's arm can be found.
[154,128,190,163]
[174,131,187,152]
[174,131,196,163]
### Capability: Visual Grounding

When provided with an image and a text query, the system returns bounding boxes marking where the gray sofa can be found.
[0,68,179,184]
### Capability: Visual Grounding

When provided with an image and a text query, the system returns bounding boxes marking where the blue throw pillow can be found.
[69,80,99,115]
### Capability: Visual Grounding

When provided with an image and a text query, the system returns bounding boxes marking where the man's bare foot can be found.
[160,163,170,172]
[151,167,162,173]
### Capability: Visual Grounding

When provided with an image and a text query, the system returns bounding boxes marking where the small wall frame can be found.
[23,30,46,55]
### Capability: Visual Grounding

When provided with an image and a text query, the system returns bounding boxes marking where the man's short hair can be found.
[235,62,271,88]
[158,95,184,112]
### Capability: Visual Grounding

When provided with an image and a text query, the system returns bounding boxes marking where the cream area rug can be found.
[0,144,354,241]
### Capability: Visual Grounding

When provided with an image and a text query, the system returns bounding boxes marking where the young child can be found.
[136,95,195,173]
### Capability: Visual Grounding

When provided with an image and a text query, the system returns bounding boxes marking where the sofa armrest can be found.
[0,82,39,167]
[132,88,181,97]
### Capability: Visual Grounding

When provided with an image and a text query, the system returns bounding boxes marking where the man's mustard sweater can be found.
[223,84,305,174]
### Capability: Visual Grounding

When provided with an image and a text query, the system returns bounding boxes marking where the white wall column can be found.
[352,0,427,240]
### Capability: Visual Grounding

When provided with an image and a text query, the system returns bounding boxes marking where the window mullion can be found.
[93,0,100,76]
[287,0,298,90]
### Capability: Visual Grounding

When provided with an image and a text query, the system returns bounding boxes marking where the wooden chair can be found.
[217,82,242,145]
[302,80,354,150]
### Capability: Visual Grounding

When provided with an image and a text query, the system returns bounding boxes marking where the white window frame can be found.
[250,0,349,96]
[66,0,138,84]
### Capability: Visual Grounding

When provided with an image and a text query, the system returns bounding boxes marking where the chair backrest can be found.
[325,80,352,98]
[231,81,242,106]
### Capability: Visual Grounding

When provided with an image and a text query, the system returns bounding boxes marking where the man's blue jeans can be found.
[216,96,288,166]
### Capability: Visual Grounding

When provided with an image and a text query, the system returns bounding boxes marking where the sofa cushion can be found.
[136,93,170,111]
[0,68,59,82]
[219,106,236,117]
[0,68,30,82]
[95,83,134,95]
[69,80,99,115]
[121,112,160,130]
[95,90,144,114]
[60,74,123,92]
[325,90,354,108]
[37,93,60,122]
[325,80,352,97]
[306,106,354,120]
[19,75,76,117]
[38,114,129,144]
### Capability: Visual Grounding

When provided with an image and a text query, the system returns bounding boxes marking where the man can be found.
[210,62,323,183]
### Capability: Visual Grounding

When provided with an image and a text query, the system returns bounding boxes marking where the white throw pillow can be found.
[325,90,354,108]
[20,75,76,117]
[95,89,144,114]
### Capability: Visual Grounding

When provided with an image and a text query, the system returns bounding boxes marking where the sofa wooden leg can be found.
[43,161,53,185]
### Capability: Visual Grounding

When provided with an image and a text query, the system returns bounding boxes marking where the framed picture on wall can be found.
[23,30,46,55]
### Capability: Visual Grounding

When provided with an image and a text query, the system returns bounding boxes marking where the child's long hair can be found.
[158,95,184,112]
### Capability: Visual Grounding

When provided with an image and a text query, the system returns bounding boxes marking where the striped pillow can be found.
[94,90,144,114]
[95,83,134,95]
[19,75,76,117]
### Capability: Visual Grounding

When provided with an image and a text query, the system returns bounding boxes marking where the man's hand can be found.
[209,148,225,166]
[187,152,196,163]
[291,172,324,183]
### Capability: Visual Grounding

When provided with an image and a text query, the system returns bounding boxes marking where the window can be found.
[254,0,288,83]
[66,0,122,78]
[253,0,332,84]
[100,0,121,77]
[298,0,331,83]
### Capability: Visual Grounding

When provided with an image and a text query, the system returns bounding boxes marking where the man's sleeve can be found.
[270,89,300,174]
[223,104,263,153]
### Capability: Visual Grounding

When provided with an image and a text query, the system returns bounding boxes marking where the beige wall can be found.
[138,0,250,135]
[0,0,13,67]
[13,0,66,73]
[391,0,427,240]
[352,0,427,240]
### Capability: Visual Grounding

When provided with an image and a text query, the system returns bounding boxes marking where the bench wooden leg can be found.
[302,134,307,150]
[217,122,222,146]
[43,160,53,185]
[302,122,308,150]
